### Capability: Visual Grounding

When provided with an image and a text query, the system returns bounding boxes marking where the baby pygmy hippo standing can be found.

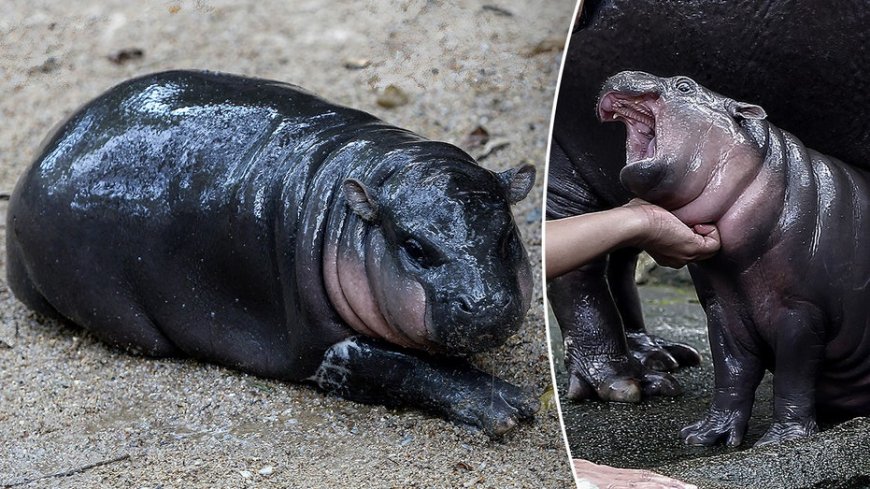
[598,70,870,446]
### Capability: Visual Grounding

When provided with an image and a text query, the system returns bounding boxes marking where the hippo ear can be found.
[497,164,536,204]
[341,179,379,222]
[727,100,767,120]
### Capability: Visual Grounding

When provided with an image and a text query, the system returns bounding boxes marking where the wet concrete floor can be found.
[550,276,870,489]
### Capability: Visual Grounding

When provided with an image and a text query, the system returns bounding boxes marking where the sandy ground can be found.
[0,1,577,487]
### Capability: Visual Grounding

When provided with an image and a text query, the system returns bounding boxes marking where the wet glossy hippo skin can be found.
[6,70,538,437]
[598,70,870,446]
[548,0,868,405]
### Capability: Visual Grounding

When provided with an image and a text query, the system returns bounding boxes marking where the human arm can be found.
[545,200,720,279]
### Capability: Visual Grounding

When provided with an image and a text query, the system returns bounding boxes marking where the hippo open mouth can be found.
[598,93,658,164]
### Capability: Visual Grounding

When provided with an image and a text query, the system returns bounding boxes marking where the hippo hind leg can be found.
[6,237,67,322]
[8,241,179,357]
[85,304,182,358]
[56,288,182,357]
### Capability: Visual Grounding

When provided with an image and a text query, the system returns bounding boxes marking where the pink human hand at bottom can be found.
[573,459,698,489]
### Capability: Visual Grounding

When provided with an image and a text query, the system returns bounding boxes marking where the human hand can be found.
[573,459,698,489]
[624,199,720,268]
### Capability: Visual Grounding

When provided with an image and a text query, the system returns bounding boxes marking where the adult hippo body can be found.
[7,70,538,437]
[548,0,869,404]
[598,71,870,446]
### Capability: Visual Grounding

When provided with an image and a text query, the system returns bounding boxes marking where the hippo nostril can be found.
[453,294,512,318]
[456,296,473,314]
[495,294,512,309]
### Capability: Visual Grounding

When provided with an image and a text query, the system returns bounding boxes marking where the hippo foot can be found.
[449,376,540,437]
[681,407,751,447]
[565,354,681,403]
[755,419,819,447]
[626,331,702,372]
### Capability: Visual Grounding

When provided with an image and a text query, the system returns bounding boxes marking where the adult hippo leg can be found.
[682,271,764,447]
[309,336,539,438]
[547,140,679,402]
[549,263,680,403]
[607,248,702,371]
[755,306,824,446]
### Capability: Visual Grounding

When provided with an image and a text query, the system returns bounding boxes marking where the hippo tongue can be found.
[645,136,656,158]
[626,127,655,164]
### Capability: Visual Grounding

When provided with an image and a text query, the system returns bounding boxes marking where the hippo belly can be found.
[735,215,870,419]
[722,153,870,419]
[802,162,870,416]
[6,70,539,437]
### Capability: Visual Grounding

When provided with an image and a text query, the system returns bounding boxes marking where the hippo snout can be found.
[598,71,665,107]
[433,292,523,353]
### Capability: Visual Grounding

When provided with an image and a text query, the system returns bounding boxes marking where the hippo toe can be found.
[626,331,701,372]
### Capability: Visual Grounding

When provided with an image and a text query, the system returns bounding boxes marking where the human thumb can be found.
[693,224,721,257]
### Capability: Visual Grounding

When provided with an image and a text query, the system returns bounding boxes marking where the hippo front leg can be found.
[548,259,680,403]
[755,306,824,446]
[608,248,702,371]
[682,277,764,446]
[308,336,539,438]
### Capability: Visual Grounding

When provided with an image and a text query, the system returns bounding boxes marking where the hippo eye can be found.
[402,239,431,267]
[675,78,694,94]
